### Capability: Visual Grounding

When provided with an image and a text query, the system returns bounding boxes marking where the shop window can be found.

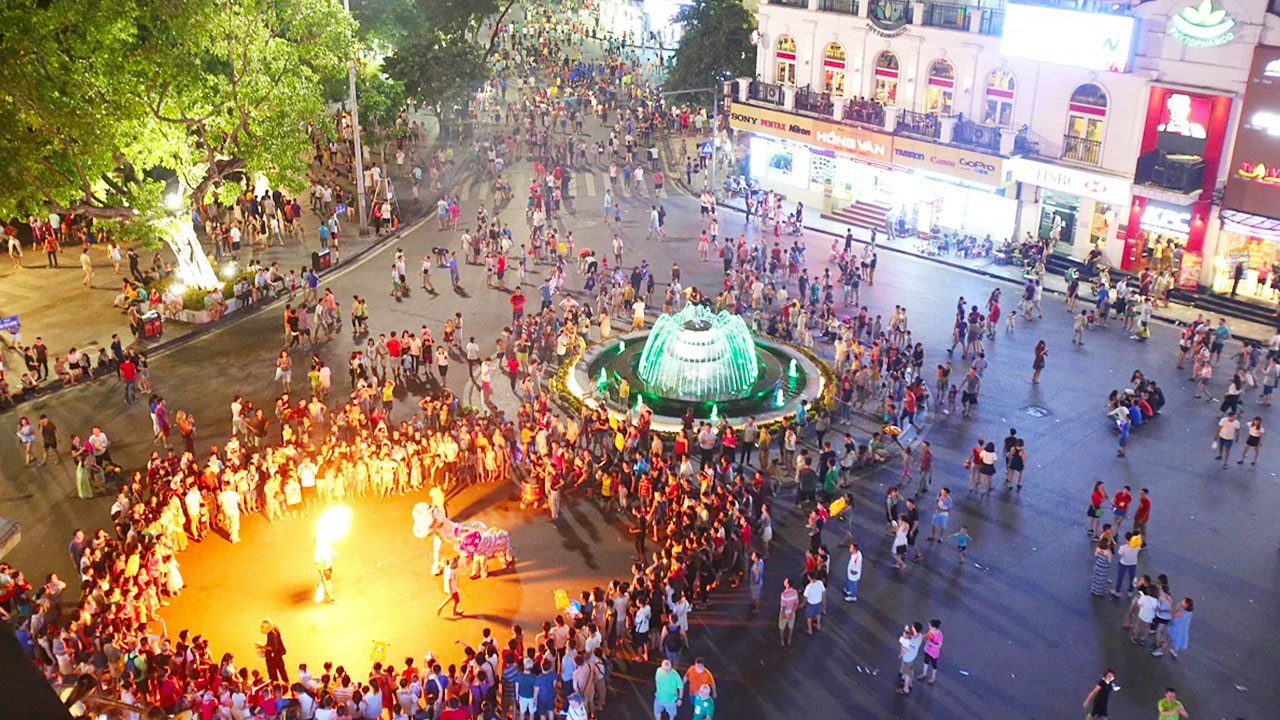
[776,35,798,86]
[925,59,955,115]
[874,51,899,106]
[823,43,847,96]
[1065,83,1107,164]
[983,68,1016,127]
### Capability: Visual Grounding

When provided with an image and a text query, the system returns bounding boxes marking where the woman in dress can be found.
[1005,438,1026,490]
[15,416,35,466]
[1031,340,1048,383]
[1089,538,1113,597]
[1161,597,1194,659]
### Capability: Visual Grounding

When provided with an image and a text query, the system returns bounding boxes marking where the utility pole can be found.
[342,0,370,237]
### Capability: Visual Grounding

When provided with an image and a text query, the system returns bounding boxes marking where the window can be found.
[873,51,899,106]
[823,43,847,96]
[925,59,955,115]
[983,68,1016,127]
[776,35,798,86]
[1064,83,1108,163]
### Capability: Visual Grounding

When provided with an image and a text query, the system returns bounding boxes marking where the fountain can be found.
[564,303,826,431]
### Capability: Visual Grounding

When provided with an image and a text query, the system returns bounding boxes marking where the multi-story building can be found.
[731,0,1280,308]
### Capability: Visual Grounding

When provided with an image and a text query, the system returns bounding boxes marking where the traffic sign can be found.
[700,141,714,155]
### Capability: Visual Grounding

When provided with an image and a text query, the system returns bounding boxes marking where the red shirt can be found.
[511,292,526,313]
[1134,495,1151,523]
[387,337,402,358]
[120,360,137,381]
[1113,490,1131,512]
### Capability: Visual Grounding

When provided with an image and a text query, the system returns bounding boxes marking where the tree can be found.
[383,33,488,134]
[666,0,756,93]
[0,0,355,287]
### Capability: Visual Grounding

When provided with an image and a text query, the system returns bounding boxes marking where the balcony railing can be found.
[1013,127,1039,157]
[819,0,860,12]
[768,0,809,7]
[1135,150,1206,194]
[897,110,943,140]
[979,8,1004,34]
[748,79,786,106]
[1062,134,1102,165]
[795,87,835,116]
[952,118,1002,153]
[844,98,887,128]
[922,2,971,29]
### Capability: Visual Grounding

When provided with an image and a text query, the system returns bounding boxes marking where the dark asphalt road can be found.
[2,106,1278,719]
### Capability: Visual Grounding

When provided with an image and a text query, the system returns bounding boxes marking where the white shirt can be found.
[1218,416,1241,439]
[846,551,863,581]
[802,580,825,604]
[442,564,457,594]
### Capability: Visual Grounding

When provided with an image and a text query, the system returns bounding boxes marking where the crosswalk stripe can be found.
[584,172,596,198]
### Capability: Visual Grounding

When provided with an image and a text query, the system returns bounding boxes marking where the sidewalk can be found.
[0,121,463,394]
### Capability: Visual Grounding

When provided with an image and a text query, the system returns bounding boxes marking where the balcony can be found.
[818,0,860,13]
[844,98,887,128]
[795,87,835,116]
[897,110,943,140]
[768,0,809,6]
[979,8,1004,34]
[922,2,972,29]
[952,118,1002,153]
[1062,134,1102,165]
[748,79,786,106]
[1135,151,1206,195]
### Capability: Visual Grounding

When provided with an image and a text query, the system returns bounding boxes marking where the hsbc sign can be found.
[1008,158,1131,205]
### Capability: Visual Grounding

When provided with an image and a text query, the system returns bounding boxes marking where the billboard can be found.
[1223,46,1280,218]
[1156,91,1213,157]
[1000,4,1135,72]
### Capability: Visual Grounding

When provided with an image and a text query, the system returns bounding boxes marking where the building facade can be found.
[736,0,1280,298]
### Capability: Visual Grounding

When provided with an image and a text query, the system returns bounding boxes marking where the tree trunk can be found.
[156,216,220,289]
[484,0,519,60]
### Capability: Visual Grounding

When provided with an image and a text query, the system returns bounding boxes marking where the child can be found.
[953,526,970,562]
[1005,308,1015,333]
[946,384,958,416]
[613,204,621,225]
[1072,310,1087,345]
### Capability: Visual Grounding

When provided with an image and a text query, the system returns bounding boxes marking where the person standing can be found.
[777,577,799,646]
[747,551,764,614]
[38,415,61,466]
[1082,669,1117,720]
[1238,416,1264,465]
[1087,481,1108,538]
[1156,688,1188,719]
[653,659,682,720]
[842,543,862,602]
[1031,339,1047,383]
[802,571,825,634]
[1215,410,1241,468]
[928,488,953,543]
[896,622,922,695]
[917,619,943,685]
[436,557,461,615]
[1112,533,1141,598]
[259,620,289,684]
[1132,488,1151,545]
[1089,539,1113,597]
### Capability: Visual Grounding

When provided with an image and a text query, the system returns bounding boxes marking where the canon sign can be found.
[815,129,888,157]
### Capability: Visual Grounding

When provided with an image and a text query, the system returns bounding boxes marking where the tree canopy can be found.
[0,0,355,224]
[666,0,756,93]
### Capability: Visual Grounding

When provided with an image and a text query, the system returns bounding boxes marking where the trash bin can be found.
[312,249,332,271]
[140,311,163,339]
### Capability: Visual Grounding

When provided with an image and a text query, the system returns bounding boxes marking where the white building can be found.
[734,0,1280,302]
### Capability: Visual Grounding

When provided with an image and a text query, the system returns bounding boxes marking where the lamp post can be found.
[342,0,370,237]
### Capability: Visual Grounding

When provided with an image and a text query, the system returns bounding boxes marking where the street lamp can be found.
[342,0,370,237]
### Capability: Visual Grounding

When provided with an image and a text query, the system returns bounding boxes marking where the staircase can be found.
[823,198,893,232]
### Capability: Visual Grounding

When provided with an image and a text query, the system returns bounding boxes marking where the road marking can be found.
[583,172,595,198]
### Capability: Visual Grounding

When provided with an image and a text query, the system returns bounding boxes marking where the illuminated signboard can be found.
[1141,205,1193,237]
[1169,0,1236,48]
[1223,46,1280,217]
[1000,4,1135,72]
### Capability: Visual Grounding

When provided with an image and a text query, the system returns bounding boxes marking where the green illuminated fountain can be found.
[637,304,759,401]
[569,301,827,428]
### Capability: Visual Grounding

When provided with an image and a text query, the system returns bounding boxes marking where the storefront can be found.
[1215,45,1280,303]
[729,102,1015,239]
[1007,157,1130,266]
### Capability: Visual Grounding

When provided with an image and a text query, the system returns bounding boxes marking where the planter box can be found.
[174,298,242,325]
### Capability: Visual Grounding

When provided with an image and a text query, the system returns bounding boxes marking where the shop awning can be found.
[1220,208,1280,242]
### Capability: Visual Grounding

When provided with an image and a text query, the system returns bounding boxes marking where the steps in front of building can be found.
[823,199,893,231]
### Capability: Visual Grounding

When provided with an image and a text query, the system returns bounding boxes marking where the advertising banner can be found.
[1223,45,1280,219]
[891,137,1006,187]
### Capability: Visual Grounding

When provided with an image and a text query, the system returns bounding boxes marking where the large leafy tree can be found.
[0,0,355,285]
[666,0,756,93]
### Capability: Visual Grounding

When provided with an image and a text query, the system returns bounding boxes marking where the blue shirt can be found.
[515,672,536,698]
